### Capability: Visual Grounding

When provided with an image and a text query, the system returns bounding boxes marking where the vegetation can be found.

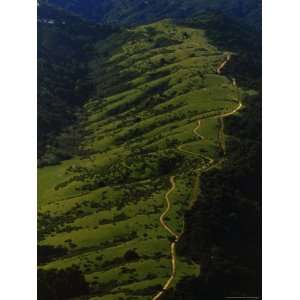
[162,94,261,299]
[38,245,68,264]
[161,18,261,299]
[38,267,89,299]
[38,2,117,162]
[47,0,261,29]
[38,3,261,299]
[180,11,261,88]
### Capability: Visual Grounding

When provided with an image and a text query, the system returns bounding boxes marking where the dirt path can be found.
[159,176,179,241]
[152,242,177,300]
[151,59,241,300]
[217,54,231,74]
[152,177,178,300]
[193,120,204,139]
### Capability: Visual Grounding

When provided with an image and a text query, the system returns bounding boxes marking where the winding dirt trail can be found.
[151,58,241,300]
[159,176,179,241]
[193,120,204,139]
[152,177,178,300]
[217,54,231,74]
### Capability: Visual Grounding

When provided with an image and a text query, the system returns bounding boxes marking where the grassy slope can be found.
[38,20,251,299]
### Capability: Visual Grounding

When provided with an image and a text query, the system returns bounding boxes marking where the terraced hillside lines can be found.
[38,20,247,299]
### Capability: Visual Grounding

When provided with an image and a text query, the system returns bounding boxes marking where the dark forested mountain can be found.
[38,2,117,163]
[46,0,261,29]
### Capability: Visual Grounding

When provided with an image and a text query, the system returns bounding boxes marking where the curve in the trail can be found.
[193,120,204,139]
[159,176,179,241]
[151,58,242,300]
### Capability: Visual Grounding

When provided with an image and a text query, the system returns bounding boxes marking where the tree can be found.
[123,249,140,262]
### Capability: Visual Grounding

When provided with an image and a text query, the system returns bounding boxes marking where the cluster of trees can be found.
[38,245,68,265]
[38,204,86,241]
[38,123,86,167]
[64,149,184,194]
[38,267,89,300]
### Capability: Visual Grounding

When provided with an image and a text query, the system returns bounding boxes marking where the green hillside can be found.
[38,19,256,299]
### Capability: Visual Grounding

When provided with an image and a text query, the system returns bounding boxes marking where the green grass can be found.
[38,19,243,299]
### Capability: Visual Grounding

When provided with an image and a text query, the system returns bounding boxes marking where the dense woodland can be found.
[38,267,89,300]
[38,3,117,164]
[46,0,261,30]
